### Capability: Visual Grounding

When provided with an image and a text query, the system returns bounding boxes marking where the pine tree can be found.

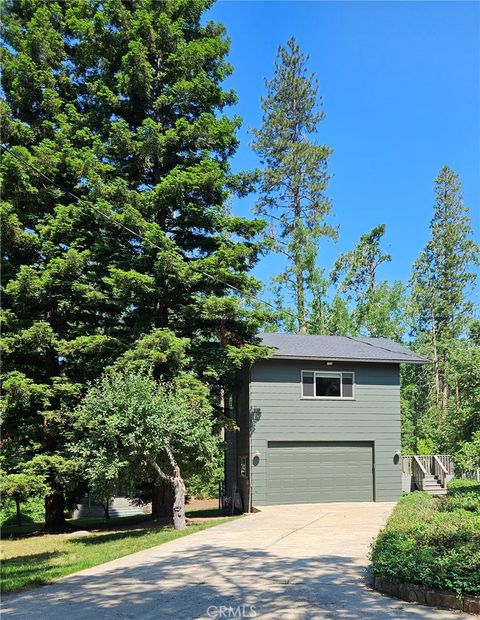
[252,37,336,334]
[1,0,266,530]
[410,166,478,414]
[331,225,391,299]
[331,225,405,338]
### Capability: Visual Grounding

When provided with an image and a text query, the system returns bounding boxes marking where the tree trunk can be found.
[15,495,21,527]
[443,378,449,416]
[151,481,173,518]
[292,180,307,334]
[101,500,110,519]
[296,269,307,334]
[44,492,68,532]
[431,311,441,406]
[147,453,184,529]
[172,475,186,530]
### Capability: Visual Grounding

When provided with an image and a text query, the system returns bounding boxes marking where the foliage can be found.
[73,370,221,513]
[186,471,223,500]
[410,166,478,412]
[1,1,478,526]
[402,167,479,456]
[332,224,391,297]
[454,432,480,472]
[1,0,268,527]
[443,479,480,513]
[331,225,406,339]
[0,496,45,527]
[370,490,480,595]
[252,37,335,333]
[0,471,47,504]
[1,516,235,593]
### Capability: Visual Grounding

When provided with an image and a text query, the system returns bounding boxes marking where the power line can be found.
[1,145,420,360]
[343,335,426,360]
[1,144,299,322]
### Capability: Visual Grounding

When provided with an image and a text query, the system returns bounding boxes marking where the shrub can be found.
[0,496,45,527]
[370,484,480,596]
[185,464,223,500]
[448,479,480,493]
[444,479,480,513]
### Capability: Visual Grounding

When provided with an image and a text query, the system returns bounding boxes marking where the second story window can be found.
[301,371,355,399]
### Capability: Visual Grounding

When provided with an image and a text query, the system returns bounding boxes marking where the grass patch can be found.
[1,513,150,539]
[370,480,480,596]
[1,516,236,594]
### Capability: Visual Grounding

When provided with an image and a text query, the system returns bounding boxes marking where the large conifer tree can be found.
[252,37,336,334]
[410,166,478,412]
[1,0,266,529]
[331,224,406,339]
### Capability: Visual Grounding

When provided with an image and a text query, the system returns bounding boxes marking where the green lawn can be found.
[1,513,236,594]
[370,479,480,596]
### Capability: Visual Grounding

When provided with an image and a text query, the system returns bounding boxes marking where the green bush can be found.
[443,479,480,513]
[448,479,480,492]
[185,467,223,500]
[370,485,480,596]
[0,496,45,527]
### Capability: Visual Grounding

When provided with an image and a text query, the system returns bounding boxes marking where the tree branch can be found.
[146,455,173,483]
[165,445,181,479]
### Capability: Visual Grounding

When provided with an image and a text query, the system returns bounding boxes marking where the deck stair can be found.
[421,474,447,495]
[402,454,454,496]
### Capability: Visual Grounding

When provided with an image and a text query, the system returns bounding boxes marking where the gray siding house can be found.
[225,333,428,510]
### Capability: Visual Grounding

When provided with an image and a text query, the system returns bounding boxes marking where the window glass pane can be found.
[342,373,354,398]
[302,372,314,397]
[315,374,341,397]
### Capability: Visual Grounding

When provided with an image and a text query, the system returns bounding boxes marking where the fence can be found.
[462,468,480,482]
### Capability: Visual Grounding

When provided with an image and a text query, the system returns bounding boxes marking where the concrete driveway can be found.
[3,502,473,619]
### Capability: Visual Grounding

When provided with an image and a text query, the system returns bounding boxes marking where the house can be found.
[225,333,428,511]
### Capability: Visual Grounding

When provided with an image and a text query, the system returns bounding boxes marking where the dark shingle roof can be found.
[257,333,429,364]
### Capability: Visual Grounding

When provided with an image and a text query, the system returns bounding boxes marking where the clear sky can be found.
[205,0,480,293]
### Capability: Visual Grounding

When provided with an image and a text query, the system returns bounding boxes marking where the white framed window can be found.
[301,370,355,400]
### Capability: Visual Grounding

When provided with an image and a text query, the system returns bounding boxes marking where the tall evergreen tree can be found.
[252,37,336,334]
[331,225,405,339]
[331,225,391,299]
[410,166,478,414]
[1,0,267,530]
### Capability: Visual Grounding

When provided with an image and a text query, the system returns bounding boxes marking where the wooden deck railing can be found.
[402,455,454,476]
[402,454,454,491]
[433,455,450,488]
[412,455,427,491]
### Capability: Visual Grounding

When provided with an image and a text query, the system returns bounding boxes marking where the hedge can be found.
[370,480,480,596]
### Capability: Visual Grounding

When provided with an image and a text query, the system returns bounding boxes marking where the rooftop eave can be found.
[269,354,430,365]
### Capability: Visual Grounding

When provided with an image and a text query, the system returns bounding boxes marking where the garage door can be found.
[267,441,374,504]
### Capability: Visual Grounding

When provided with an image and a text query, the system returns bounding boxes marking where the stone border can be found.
[373,576,480,615]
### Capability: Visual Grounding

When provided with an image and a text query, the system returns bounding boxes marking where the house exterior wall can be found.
[249,358,402,506]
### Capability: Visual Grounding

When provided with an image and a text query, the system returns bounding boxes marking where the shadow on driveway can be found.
[2,542,468,619]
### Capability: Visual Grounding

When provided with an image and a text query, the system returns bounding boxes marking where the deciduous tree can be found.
[74,370,220,530]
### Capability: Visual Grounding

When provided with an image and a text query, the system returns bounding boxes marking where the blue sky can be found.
[205,1,480,294]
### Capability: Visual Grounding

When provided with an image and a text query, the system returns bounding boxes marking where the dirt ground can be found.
[186,497,219,512]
